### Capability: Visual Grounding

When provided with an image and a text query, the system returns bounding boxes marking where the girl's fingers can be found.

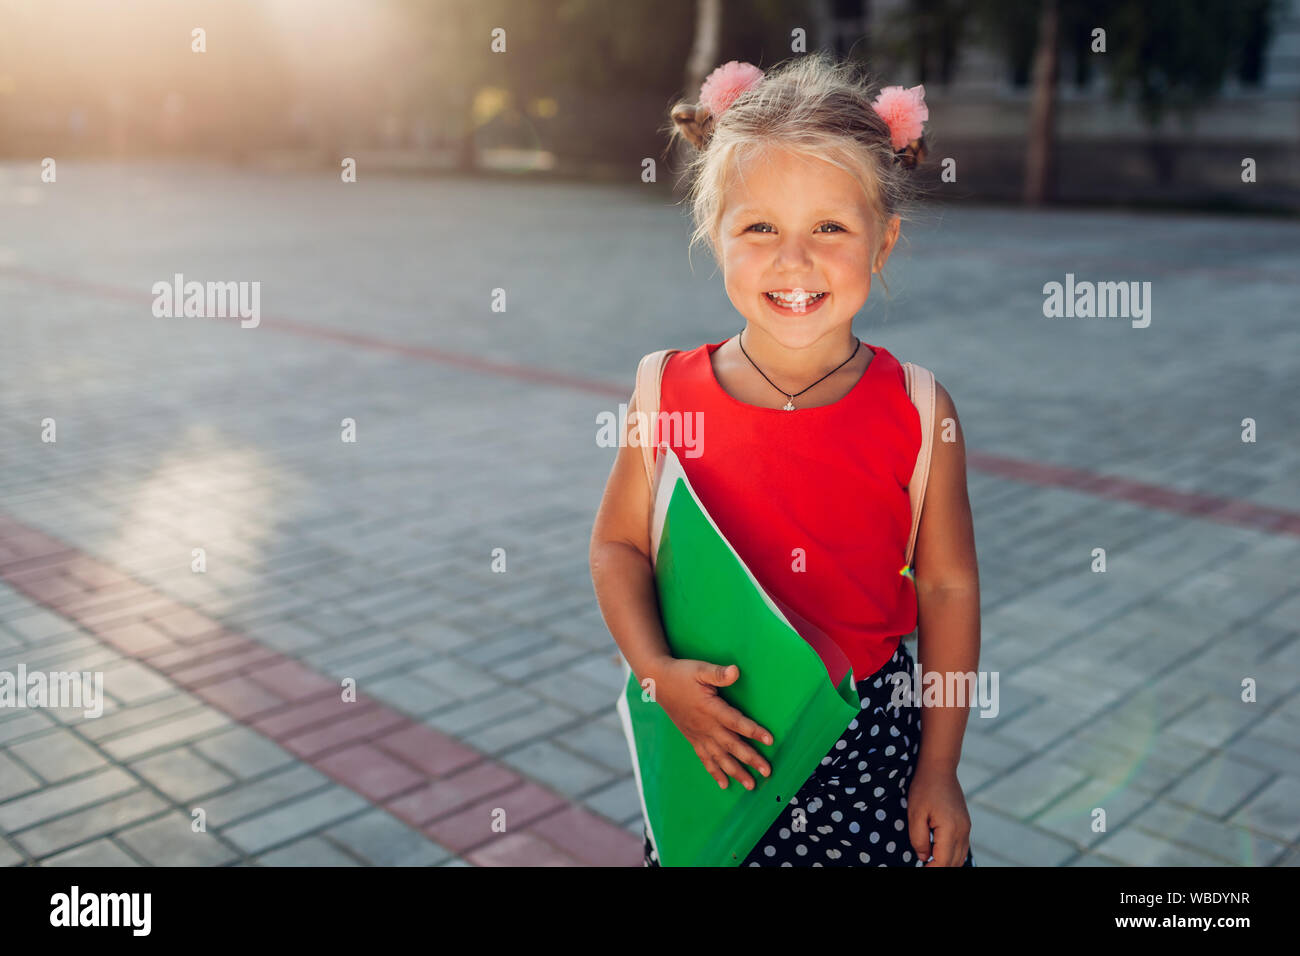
[928,826,957,866]
[707,696,773,747]
[692,744,729,789]
[712,747,757,791]
[908,813,932,862]
[724,707,774,747]
[724,736,771,779]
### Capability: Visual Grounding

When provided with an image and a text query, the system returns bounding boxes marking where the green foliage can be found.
[1088,0,1282,126]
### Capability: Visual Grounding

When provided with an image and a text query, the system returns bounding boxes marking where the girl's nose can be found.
[774,235,813,268]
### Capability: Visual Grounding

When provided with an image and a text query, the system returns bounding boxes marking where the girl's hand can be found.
[907,764,972,866]
[651,658,774,791]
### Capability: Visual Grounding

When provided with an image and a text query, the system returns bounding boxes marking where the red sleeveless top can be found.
[653,338,922,681]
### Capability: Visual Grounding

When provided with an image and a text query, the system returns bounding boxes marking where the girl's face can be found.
[717,148,899,350]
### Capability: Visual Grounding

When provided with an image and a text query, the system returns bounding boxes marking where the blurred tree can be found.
[685,0,723,108]
[384,0,822,173]
[1023,0,1057,205]
[894,0,1283,203]
[1095,0,1283,124]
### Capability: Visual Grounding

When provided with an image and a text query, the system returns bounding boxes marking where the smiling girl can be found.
[590,52,980,867]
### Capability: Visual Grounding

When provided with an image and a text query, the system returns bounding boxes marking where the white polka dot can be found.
[869,831,880,843]
[886,840,896,853]
[830,810,843,822]
[835,739,846,750]
[894,819,905,831]
[885,745,896,756]
[902,851,912,862]
[847,719,858,730]
[848,822,860,833]
[778,828,791,839]
[876,809,887,821]
[764,845,775,857]
[859,852,871,863]
[870,724,880,736]
[795,844,808,856]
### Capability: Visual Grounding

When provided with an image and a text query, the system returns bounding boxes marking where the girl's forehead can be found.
[723,152,872,214]
[722,185,873,222]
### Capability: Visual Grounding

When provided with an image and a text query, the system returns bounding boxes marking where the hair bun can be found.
[895,135,927,170]
[671,102,715,150]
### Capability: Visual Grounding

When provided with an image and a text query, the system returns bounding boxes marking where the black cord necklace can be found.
[737,330,861,410]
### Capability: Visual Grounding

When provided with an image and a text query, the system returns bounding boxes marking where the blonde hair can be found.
[664,51,932,298]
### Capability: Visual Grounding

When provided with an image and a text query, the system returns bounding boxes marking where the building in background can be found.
[812,0,1300,209]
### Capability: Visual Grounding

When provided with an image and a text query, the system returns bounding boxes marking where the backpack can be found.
[630,347,937,640]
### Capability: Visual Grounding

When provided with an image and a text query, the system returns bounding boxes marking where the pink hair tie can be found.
[699,60,765,118]
[871,84,928,151]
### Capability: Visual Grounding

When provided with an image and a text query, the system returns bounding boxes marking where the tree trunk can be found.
[685,0,723,104]
[456,83,477,173]
[1023,0,1058,205]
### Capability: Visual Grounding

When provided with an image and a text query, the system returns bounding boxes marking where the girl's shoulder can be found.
[651,340,717,376]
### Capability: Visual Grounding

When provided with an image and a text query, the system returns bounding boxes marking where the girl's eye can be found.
[745,222,846,234]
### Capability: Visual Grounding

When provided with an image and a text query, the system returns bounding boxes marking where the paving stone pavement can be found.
[0,161,1297,866]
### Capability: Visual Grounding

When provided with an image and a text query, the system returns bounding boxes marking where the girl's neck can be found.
[735,326,860,389]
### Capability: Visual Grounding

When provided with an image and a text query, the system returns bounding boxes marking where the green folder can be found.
[616,445,861,867]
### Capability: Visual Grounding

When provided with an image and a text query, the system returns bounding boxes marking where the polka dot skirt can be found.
[643,639,975,867]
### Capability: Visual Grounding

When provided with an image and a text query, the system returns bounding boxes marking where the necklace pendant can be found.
[782,399,796,411]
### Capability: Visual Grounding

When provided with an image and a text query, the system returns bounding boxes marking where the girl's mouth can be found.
[764,291,828,314]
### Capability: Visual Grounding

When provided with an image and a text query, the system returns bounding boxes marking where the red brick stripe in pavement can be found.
[4,263,1297,536]
[965,451,1300,536]
[0,513,642,867]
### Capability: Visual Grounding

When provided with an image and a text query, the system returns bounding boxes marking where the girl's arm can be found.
[588,386,673,683]
[908,380,980,866]
[589,384,774,790]
[912,380,981,771]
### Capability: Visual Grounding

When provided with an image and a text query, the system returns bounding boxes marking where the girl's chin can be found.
[745,301,844,338]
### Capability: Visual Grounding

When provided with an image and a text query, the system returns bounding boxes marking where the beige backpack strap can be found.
[902,361,937,570]
[632,349,677,489]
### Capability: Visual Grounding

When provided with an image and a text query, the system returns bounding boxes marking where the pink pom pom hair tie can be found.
[698,60,766,118]
[677,61,928,164]
[871,84,929,152]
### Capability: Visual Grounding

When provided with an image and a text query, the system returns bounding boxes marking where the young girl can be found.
[590,52,980,867]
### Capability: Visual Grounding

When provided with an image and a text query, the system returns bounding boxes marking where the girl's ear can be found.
[874,215,902,272]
